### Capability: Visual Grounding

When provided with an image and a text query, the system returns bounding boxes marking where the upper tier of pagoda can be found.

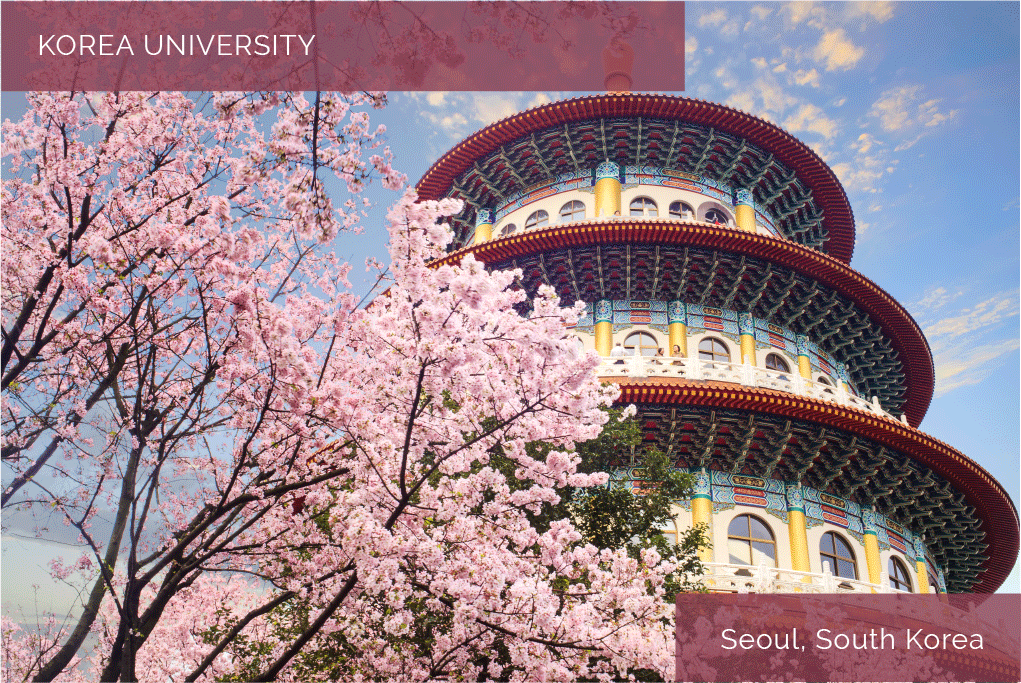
[417,94,856,263]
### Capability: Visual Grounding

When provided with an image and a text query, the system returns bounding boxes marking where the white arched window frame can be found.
[629,196,659,217]
[525,209,549,229]
[559,200,586,222]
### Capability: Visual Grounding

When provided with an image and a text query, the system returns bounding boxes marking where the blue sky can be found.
[3,1,1018,622]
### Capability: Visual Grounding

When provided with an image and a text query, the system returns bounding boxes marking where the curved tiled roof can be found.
[612,378,1019,594]
[434,220,934,426]
[417,94,856,263]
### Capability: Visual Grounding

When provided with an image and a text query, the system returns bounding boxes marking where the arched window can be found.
[624,331,659,357]
[559,200,586,222]
[727,515,777,567]
[889,557,912,592]
[629,197,658,217]
[525,210,549,229]
[817,375,834,394]
[571,336,586,353]
[499,223,517,237]
[765,353,790,373]
[705,208,730,225]
[669,201,694,219]
[820,532,858,580]
[698,337,730,363]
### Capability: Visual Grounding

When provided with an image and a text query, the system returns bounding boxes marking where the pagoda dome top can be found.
[417,93,857,264]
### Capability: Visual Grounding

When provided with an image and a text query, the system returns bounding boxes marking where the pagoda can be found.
[414,91,1018,594]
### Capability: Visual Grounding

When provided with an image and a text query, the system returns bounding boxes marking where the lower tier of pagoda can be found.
[602,377,1018,594]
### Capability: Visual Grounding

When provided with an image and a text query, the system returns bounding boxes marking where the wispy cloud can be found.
[793,68,821,88]
[406,92,555,145]
[868,85,958,150]
[831,133,897,195]
[685,35,701,74]
[931,339,1019,397]
[699,7,741,38]
[912,288,1020,397]
[780,2,895,32]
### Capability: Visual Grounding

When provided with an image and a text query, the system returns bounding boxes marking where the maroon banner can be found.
[675,593,1021,682]
[0,1,685,91]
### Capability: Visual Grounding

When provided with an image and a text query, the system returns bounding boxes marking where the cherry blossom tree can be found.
[2,89,399,680]
[2,91,686,682]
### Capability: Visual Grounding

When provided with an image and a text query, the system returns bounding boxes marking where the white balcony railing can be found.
[699,561,899,594]
[696,562,1016,654]
[598,355,907,424]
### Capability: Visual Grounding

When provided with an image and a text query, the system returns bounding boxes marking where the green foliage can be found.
[566,411,708,598]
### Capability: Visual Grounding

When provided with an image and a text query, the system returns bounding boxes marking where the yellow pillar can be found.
[692,470,713,563]
[796,335,812,379]
[594,300,613,357]
[669,323,688,357]
[787,510,811,573]
[734,189,756,233]
[595,322,612,357]
[668,301,687,357]
[594,161,621,217]
[786,484,811,574]
[473,208,493,246]
[916,560,932,594]
[738,313,756,365]
[692,497,713,563]
[740,335,756,365]
[863,532,882,588]
[863,509,882,591]
[913,537,932,593]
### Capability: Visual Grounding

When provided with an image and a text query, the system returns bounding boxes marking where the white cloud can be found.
[851,1,895,23]
[782,103,838,139]
[925,293,1019,339]
[932,340,1020,396]
[698,7,741,37]
[831,133,896,194]
[914,286,964,313]
[685,35,701,74]
[410,92,560,144]
[685,35,699,58]
[781,2,895,31]
[527,93,552,109]
[913,289,1020,397]
[869,85,958,133]
[813,29,865,71]
[793,68,821,88]
[870,85,920,131]
[750,5,773,21]
[699,8,728,27]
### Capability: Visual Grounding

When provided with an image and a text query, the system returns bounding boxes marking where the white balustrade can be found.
[596,355,896,421]
[699,562,895,594]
